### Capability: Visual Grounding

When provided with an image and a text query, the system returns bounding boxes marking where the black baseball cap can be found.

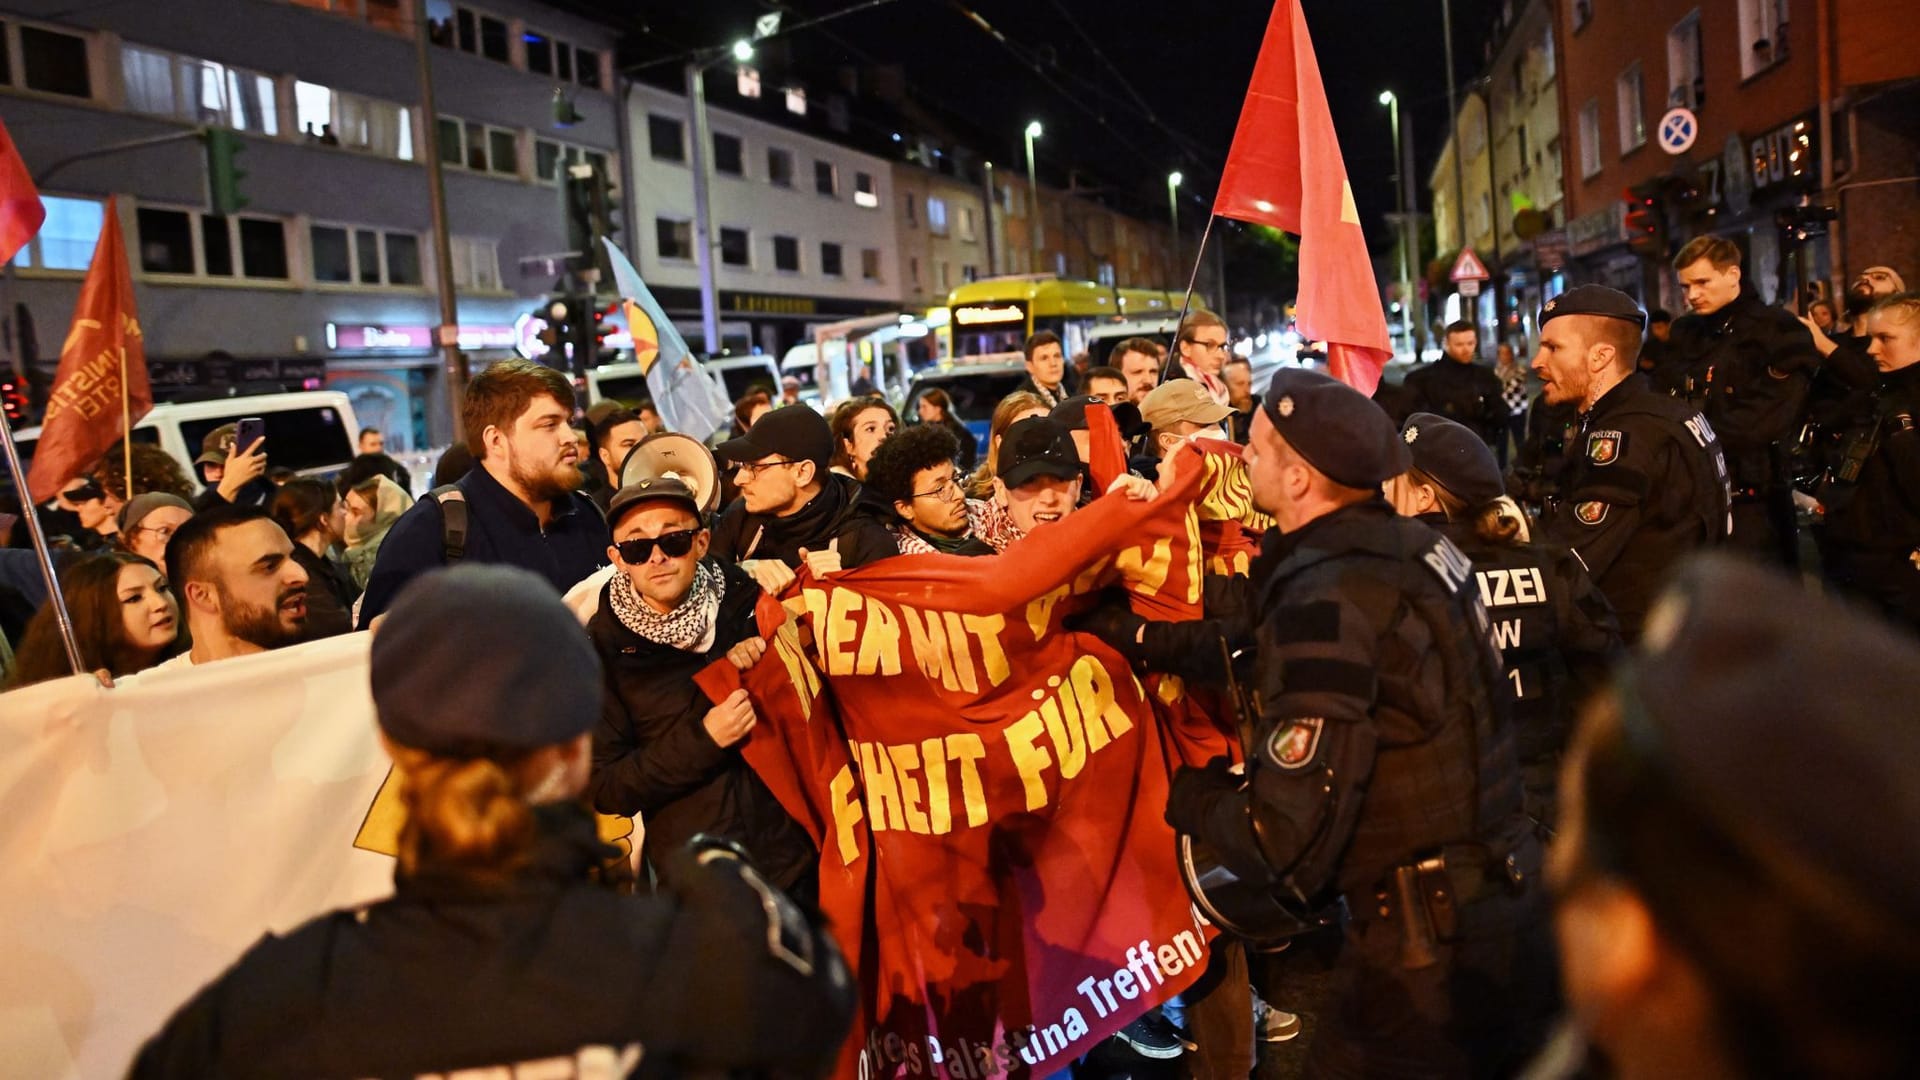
[997,416,1082,488]
[371,565,600,754]
[1541,284,1648,330]
[1048,395,1102,432]
[715,404,833,472]
[606,474,703,528]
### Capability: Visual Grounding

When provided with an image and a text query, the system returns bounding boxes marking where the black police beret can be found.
[372,564,601,754]
[1401,412,1505,506]
[1540,284,1647,329]
[1261,369,1410,488]
[1624,555,1920,929]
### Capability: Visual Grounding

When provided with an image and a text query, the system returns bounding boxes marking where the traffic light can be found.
[588,167,619,245]
[537,298,574,362]
[563,166,595,263]
[592,302,617,359]
[1624,181,1667,260]
[205,128,249,216]
[0,374,29,425]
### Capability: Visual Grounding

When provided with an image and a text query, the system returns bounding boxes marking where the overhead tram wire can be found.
[622,0,907,74]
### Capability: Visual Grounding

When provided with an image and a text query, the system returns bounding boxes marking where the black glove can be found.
[1165,755,1242,835]
[1064,592,1147,660]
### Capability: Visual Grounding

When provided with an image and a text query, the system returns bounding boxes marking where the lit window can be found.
[854,172,878,208]
[9,195,104,271]
[737,66,761,98]
[927,197,949,235]
[1578,99,1601,178]
[785,87,806,115]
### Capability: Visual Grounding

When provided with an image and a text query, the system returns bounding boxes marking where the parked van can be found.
[585,356,782,409]
[10,391,360,493]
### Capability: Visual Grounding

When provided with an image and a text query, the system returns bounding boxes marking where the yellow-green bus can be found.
[946,275,1209,361]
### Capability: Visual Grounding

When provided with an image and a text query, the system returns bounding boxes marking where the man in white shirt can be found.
[154,504,311,670]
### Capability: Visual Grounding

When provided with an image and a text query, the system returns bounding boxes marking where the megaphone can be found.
[617,432,721,515]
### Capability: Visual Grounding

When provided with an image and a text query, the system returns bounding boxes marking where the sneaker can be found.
[1254,999,1302,1043]
[1115,1013,1185,1059]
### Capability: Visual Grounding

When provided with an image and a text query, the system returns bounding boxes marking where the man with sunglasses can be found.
[710,405,896,589]
[585,475,817,899]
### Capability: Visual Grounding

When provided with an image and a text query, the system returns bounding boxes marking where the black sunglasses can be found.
[615,528,700,563]
[66,480,106,503]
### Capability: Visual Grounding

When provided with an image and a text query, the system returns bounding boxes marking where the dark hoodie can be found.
[707,471,897,569]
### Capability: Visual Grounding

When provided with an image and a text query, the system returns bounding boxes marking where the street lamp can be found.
[1379,90,1414,357]
[731,39,754,62]
[1024,121,1043,273]
[681,39,757,355]
[1167,172,1183,277]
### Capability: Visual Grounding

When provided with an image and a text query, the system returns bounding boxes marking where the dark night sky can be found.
[595,0,1492,252]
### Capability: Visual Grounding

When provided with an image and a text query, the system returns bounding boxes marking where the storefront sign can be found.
[325,323,517,351]
[1749,114,1817,194]
[725,292,818,316]
[1568,203,1628,258]
[1532,229,1571,272]
[147,356,329,390]
[953,302,1028,326]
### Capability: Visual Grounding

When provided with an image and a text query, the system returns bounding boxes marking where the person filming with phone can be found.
[190,420,275,512]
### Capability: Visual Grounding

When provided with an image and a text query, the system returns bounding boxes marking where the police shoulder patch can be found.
[1266,717,1324,770]
[1574,500,1608,525]
[1586,429,1625,465]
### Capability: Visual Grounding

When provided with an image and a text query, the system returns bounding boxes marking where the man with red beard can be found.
[153,504,310,669]
[357,359,609,625]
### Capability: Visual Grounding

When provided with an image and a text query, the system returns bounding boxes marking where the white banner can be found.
[0,634,395,1079]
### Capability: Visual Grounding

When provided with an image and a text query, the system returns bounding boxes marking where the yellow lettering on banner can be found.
[769,624,818,719]
[1040,693,1087,780]
[856,598,903,676]
[946,733,990,827]
[887,742,931,834]
[1115,538,1174,599]
[1071,556,1113,596]
[921,736,952,833]
[1070,654,1136,750]
[940,611,980,693]
[829,764,865,865]
[1183,509,1203,604]
[1026,585,1070,640]
[825,589,862,676]
[1005,713,1055,811]
[859,740,907,831]
[901,604,959,692]
[962,613,1009,688]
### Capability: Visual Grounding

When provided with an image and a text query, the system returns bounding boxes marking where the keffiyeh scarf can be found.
[608,557,726,651]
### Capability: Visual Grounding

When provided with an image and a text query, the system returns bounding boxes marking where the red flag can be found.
[0,118,43,267]
[26,197,151,503]
[1213,0,1393,394]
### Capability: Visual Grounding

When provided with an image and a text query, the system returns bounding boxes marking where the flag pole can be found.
[1159,213,1219,382]
[0,403,85,674]
[120,351,132,501]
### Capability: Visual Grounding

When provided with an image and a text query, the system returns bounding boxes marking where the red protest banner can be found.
[698,444,1235,1077]
[26,197,151,503]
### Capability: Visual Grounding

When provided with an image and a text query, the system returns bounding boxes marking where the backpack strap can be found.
[424,484,468,563]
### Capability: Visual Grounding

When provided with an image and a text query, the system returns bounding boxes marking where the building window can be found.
[854,172,878,208]
[575,47,602,90]
[525,30,555,75]
[310,223,425,287]
[1667,12,1703,109]
[903,194,918,227]
[785,86,806,116]
[962,264,978,283]
[450,236,501,291]
[938,262,951,290]
[820,242,843,277]
[656,217,692,261]
[426,3,510,64]
[1738,0,1788,79]
[814,160,837,196]
[648,114,685,162]
[861,248,881,281]
[718,227,750,268]
[737,66,761,98]
[137,206,289,281]
[958,206,976,242]
[298,81,415,159]
[534,139,610,185]
[1097,262,1116,287]
[1616,63,1645,154]
[767,147,794,188]
[521,29,601,87]
[1578,99,1602,178]
[772,235,800,272]
[8,194,103,272]
[713,132,744,177]
[13,21,93,99]
[438,117,517,176]
[282,0,410,34]
[122,47,279,136]
[909,256,921,288]
[927,197,949,235]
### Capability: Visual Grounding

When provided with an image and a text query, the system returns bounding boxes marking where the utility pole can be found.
[1442,0,1468,259]
[1382,91,1414,356]
[685,60,722,355]
[413,0,465,442]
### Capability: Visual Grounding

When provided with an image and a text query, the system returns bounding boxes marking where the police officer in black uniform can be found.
[1666,236,1820,567]
[1532,285,1731,642]
[1387,413,1622,830]
[1079,370,1556,1077]
[1811,293,1920,630]
[130,564,854,1079]
[1402,320,1509,448]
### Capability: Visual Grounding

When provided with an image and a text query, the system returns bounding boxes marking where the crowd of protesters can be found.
[5,259,1920,1078]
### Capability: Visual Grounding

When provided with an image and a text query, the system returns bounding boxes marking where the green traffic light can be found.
[205,129,249,216]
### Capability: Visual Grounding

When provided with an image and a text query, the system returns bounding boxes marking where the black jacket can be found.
[289,542,358,641]
[1669,289,1819,490]
[356,466,609,627]
[129,805,852,1079]
[586,561,817,890]
[708,472,898,570]
[1402,359,1509,447]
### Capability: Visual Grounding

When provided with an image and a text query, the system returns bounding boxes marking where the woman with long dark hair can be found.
[5,551,182,689]
[270,478,359,639]
[828,396,898,482]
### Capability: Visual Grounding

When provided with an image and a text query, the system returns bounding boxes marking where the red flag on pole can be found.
[1213,0,1393,394]
[26,197,151,503]
[0,117,45,267]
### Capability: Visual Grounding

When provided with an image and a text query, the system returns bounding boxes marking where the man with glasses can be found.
[863,424,998,557]
[586,474,818,901]
[118,493,195,567]
[1174,311,1235,407]
[1403,319,1509,450]
[711,405,896,587]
